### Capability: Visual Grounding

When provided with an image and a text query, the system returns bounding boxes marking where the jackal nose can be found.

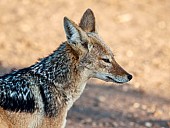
[127,74,132,81]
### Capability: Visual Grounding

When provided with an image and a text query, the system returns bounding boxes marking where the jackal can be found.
[0,9,132,128]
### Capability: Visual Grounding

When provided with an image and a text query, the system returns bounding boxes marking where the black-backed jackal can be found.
[0,9,132,128]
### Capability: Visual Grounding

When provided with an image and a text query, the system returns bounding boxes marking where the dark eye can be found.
[102,58,111,63]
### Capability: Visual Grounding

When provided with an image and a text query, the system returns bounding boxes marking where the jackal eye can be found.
[102,58,111,63]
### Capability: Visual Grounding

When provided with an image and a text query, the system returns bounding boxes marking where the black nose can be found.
[127,74,133,81]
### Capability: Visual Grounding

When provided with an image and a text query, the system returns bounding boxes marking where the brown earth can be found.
[0,0,169,128]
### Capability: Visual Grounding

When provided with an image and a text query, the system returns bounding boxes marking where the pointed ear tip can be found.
[86,8,92,11]
[64,17,69,22]
[64,17,72,26]
[85,8,94,14]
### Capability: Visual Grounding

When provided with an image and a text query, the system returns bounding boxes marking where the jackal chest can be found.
[71,70,89,102]
[72,82,87,102]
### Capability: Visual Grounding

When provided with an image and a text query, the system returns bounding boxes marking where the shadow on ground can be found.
[67,83,170,128]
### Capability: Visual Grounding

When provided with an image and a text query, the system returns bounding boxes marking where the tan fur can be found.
[41,107,67,128]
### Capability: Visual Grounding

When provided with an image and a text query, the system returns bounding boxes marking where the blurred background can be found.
[0,0,169,127]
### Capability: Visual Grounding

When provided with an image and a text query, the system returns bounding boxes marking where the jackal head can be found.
[64,9,132,83]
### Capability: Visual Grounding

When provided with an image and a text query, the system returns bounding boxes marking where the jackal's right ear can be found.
[64,17,91,54]
[79,9,96,33]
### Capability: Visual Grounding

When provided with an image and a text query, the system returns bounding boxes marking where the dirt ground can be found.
[0,0,169,128]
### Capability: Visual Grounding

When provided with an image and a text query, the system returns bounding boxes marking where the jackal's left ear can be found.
[79,9,96,33]
[64,17,92,54]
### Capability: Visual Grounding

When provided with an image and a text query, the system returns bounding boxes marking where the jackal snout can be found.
[109,63,132,83]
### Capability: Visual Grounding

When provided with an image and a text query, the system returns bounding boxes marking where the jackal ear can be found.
[79,9,96,33]
[64,17,92,53]
[64,17,83,43]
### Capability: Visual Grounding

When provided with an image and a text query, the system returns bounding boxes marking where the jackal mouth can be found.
[106,76,125,83]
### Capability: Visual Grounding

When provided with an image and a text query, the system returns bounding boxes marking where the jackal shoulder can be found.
[0,43,76,117]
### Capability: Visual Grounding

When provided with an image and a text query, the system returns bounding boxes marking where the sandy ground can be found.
[0,0,169,127]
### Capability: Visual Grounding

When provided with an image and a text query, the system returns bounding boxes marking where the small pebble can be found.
[145,122,152,127]
[133,103,140,108]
